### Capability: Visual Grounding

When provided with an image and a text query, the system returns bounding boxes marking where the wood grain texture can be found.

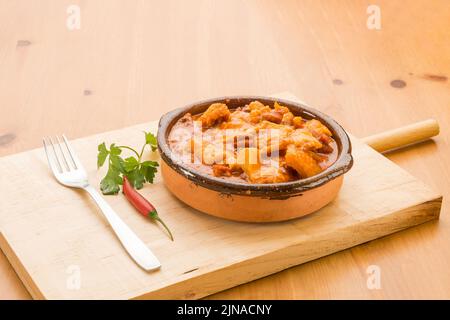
[0,108,442,299]
[0,0,449,299]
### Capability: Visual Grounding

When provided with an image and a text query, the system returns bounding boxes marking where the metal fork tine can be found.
[43,137,61,175]
[56,136,71,171]
[48,137,63,173]
[62,135,81,170]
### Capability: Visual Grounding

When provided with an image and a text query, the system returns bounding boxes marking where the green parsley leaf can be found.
[100,167,122,195]
[97,142,109,168]
[123,157,139,172]
[110,143,122,156]
[141,160,159,167]
[141,162,158,183]
[110,154,125,174]
[126,169,146,190]
[145,132,158,151]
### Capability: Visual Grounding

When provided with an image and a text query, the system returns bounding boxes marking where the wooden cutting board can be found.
[0,94,442,300]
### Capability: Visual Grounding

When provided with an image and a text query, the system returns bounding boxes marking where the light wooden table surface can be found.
[0,0,449,299]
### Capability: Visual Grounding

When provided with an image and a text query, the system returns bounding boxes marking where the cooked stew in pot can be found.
[168,101,338,184]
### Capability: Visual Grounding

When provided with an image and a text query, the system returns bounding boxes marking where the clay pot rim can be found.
[157,96,353,198]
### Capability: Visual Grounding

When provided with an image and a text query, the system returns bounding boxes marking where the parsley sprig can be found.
[97,132,159,195]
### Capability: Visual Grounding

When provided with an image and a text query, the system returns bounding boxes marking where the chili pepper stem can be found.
[149,211,174,241]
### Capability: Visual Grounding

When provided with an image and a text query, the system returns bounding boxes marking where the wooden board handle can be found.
[361,119,439,153]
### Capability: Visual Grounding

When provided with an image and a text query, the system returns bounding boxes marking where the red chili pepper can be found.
[122,176,174,241]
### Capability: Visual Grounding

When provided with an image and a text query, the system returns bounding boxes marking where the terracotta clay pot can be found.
[157,96,353,222]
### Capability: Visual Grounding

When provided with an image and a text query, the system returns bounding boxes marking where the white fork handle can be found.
[84,185,161,271]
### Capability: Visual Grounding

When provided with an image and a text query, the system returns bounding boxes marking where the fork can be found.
[43,135,161,271]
